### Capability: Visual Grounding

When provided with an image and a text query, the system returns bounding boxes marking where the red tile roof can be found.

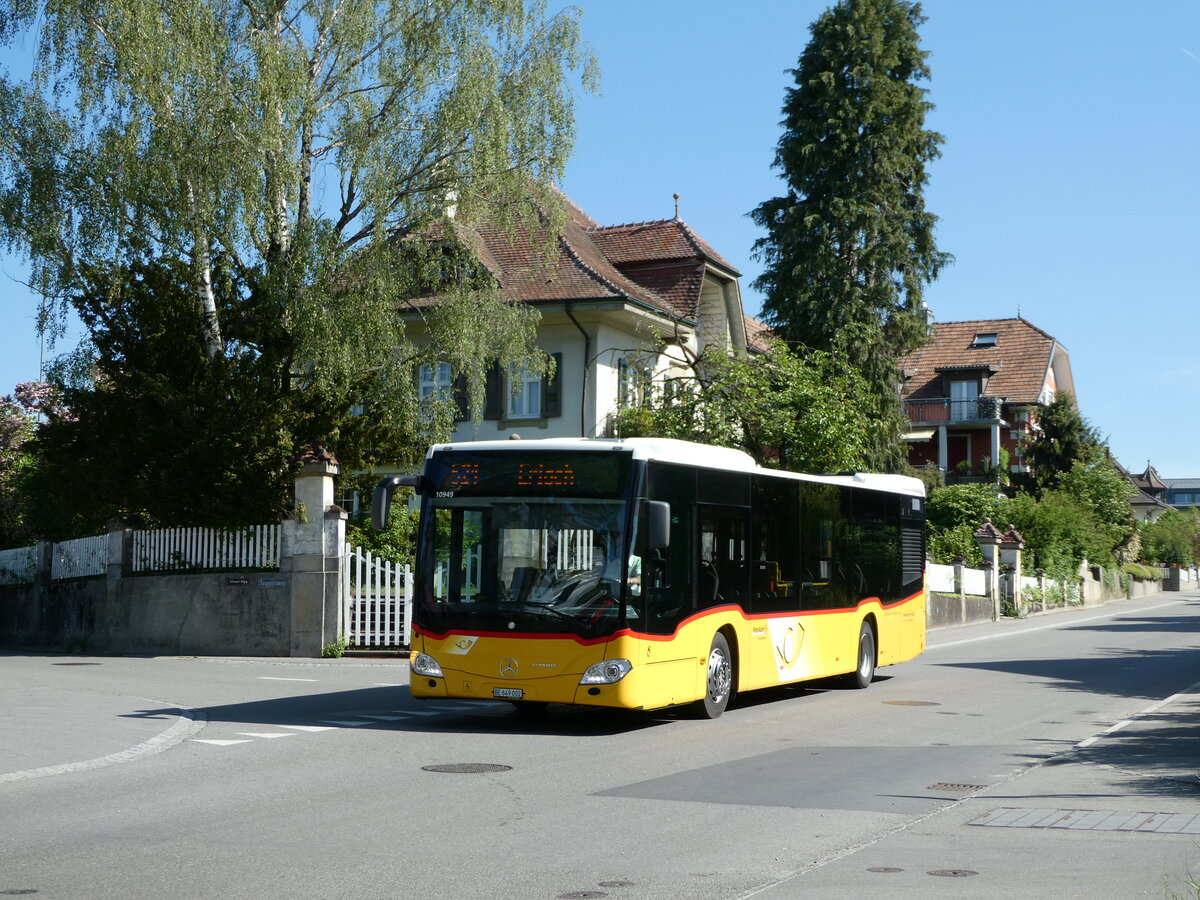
[419,195,734,322]
[900,318,1063,405]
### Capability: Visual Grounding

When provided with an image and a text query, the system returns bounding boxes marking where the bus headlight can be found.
[579,658,632,685]
[410,653,444,678]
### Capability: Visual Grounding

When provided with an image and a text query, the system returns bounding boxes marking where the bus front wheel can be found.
[697,633,734,718]
[848,621,876,689]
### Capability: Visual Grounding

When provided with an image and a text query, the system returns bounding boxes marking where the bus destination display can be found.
[429,451,630,498]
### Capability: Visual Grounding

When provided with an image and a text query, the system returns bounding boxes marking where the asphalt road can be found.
[2,590,1199,900]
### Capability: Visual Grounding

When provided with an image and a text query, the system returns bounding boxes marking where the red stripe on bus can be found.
[412,587,924,645]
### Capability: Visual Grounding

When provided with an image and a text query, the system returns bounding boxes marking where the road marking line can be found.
[928,599,1186,650]
[258,676,319,682]
[279,724,337,732]
[0,707,206,784]
[190,739,252,746]
[236,732,298,739]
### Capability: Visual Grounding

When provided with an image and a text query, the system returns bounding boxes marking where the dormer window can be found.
[971,332,998,348]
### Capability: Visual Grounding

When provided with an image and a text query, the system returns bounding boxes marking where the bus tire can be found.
[697,632,734,718]
[848,621,876,689]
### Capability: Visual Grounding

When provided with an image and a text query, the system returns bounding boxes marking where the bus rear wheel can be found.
[848,621,876,689]
[696,633,734,718]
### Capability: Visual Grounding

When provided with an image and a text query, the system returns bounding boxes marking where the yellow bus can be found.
[373,438,926,718]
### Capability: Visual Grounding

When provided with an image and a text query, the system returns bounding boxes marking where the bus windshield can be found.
[419,496,633,635]
[414,448,639,636]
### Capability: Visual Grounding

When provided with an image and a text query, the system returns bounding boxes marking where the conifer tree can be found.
[750,0,950,470]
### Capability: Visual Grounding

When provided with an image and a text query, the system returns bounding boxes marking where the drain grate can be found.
[927,782,986,792]
[971,807,1200,833]
[421,763,512,774]
[883,700,940,706]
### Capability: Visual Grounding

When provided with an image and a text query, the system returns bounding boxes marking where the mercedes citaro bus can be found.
[373,438,926,718]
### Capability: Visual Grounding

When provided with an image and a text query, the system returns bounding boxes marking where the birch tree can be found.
[0,0,596,473]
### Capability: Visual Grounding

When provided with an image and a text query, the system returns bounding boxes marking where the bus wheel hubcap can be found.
[708,649,731,702]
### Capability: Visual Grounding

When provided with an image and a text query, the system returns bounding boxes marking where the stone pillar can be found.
[974,518,1002,619]
[283,447,346,657]
[999,525,1026,613]
[105,518,132,606]
[952,556,967,624]
[35,539,54,587]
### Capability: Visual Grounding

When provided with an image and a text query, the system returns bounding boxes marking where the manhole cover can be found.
[883,700,940,706]
[927,782,986,792]
[928,869,978,878]
[421,763,512,774]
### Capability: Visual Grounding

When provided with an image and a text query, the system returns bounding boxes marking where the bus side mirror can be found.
[372,475,421,531]
[646,500,671,551]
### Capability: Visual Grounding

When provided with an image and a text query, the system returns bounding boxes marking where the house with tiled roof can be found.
[401,193,754,442]
[1115,461,1173,522]
[898,317,1075,479]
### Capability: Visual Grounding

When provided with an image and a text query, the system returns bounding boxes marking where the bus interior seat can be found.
[698,560,720,604]
[509,566,538,601]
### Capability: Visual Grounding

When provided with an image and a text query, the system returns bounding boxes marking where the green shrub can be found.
[1121,563,1164,581]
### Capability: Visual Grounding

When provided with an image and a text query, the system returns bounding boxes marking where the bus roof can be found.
[426,437,926,499]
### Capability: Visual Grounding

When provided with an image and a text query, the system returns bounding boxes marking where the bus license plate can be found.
[493,687,524,699]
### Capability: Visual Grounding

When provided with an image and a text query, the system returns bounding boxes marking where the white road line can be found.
[279,724,337,733]
[236,732,298,739]
[258,676,320,682]
[0,707,206,784]
[928,599,1186,651]
[190,739,252,746]
[1073,681,1200,750]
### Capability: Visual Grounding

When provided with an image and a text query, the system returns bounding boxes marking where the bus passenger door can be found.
[699,506,749,610]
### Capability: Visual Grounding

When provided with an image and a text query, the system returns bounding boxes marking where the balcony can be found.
[904,395,1005,426]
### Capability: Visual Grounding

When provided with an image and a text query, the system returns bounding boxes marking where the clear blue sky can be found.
[2,0,1198,476]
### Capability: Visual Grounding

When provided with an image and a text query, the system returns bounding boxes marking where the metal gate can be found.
[342,546,412,649]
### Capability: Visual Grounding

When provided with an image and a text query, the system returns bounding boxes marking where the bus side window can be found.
[751,476,800,613]
[800,483,844,610]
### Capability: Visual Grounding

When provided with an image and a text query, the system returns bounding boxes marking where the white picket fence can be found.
[0,544,38,585]
[51,534,108,580]
[131,525,280,573]
[342,545,412,648]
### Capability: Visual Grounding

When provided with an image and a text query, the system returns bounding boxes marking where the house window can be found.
[336,488,361,517]
[419,362,452,401]
[949,380,978,422]
[618,357,649,409]
[483,352,561,422]
[971,332,998,348]
[507,362,543,419]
